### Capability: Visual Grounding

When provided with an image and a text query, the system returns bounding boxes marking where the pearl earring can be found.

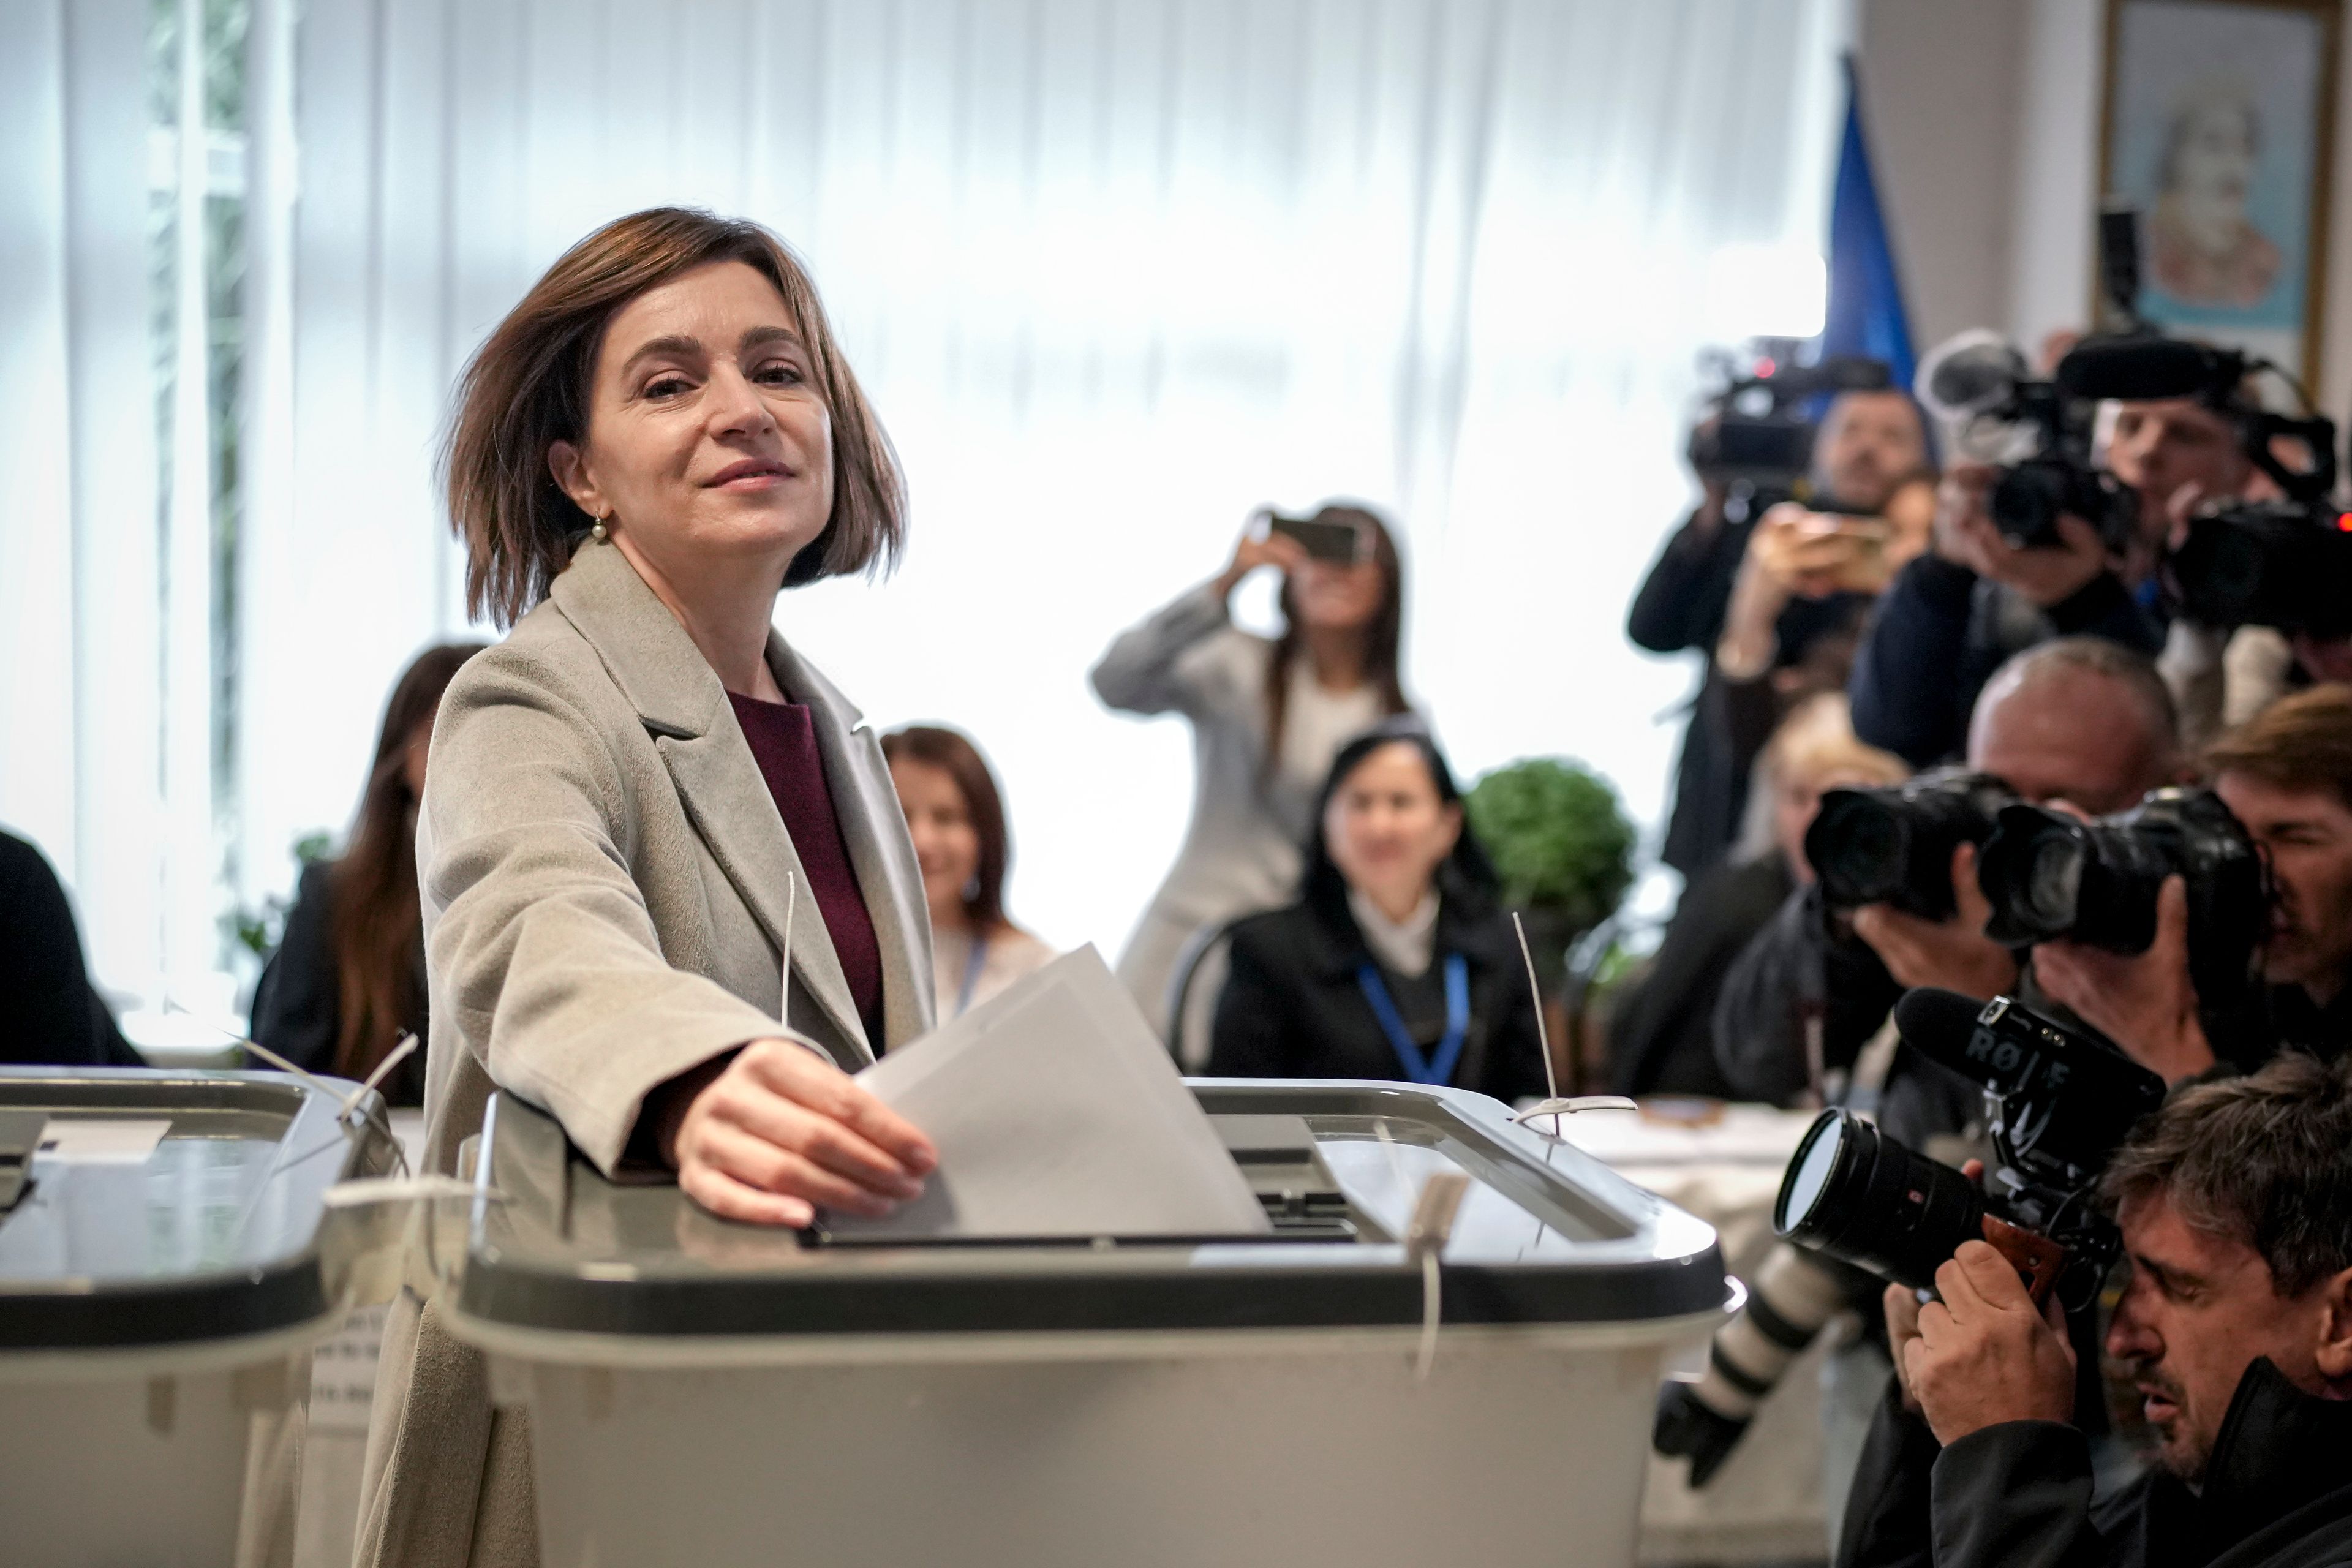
[591,514,609,542]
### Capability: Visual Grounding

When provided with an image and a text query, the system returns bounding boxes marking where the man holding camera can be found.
[2035,684,2352,1082]
[1714,637,2184,1118]
[1849,394,2251,770]
[1838,1052,2352,1568]
[1631,387,1932,878]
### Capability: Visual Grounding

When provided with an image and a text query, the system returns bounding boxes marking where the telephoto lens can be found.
[1804,771,2015,919]
[1976,788,2267,1007]
[1772,1108,1985,1292]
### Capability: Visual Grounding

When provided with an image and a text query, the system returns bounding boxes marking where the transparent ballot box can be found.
[447,1079,1731,1567]
[0,1068,398,1567]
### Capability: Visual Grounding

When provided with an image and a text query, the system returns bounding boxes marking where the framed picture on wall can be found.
[2100,0,2341,383]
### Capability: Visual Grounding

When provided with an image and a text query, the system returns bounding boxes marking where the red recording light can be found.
[1755,357,1777,377]
[2337,513,2352,533]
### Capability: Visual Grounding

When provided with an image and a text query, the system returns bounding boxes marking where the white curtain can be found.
[4,0,1847,1008]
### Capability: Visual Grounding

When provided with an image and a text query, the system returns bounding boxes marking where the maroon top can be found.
[727,692,885,1043]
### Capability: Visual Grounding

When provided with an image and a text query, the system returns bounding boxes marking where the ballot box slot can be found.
[804,1112,1366,1247]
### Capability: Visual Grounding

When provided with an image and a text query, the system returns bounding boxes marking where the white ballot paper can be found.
[821,946,1271,1240]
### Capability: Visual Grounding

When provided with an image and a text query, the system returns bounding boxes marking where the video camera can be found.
[2095,341,2352,635]
[2066,206,2348,631]
[1775,988,2167,1307]
[1686,347,1892,493]
[1915,332,2139,552]
[1977,786,2270,1014]
[1806,769,2016,919]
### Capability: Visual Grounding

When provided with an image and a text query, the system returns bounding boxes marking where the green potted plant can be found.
[1463,757,1637,993]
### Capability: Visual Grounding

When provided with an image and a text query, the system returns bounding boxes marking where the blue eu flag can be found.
[1820,56,1915,391]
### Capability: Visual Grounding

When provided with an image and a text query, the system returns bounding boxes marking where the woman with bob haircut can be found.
[358,207,939,1567]
[882,725,1058,1020]
[1205,717,1550,1102]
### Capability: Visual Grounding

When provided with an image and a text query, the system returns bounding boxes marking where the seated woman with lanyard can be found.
[1206,717,1550,1101]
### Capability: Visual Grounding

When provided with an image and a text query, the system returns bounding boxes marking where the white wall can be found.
[1854,0,2027,351]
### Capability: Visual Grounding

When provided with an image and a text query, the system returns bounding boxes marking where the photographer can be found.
[1714,638,2184,1117]
[1849,394,2252,769]
[1632,388,1932,878]
[1698,642,2182,1525]
[2035,684,2352,1083]
[1837,1052,2352,1568]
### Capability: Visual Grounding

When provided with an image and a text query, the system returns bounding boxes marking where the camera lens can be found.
[1978,806,2092,945]
[1807,792,1905,907]
[2027,840,2086,924]
[1780,1115,1847,1230]
[1991,461,2066,549]
[1804,773,2011,920]
[1774,1109,1985,1292]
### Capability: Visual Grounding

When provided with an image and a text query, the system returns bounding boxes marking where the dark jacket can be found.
[1849,554,2166,769]
[1709,882,1982,1150]
[1207,886,1551,1103]
[1632,506,1874,878]
[248,861,429,1105]
[1837,1357,2352,1568]
[1,829,141,1068]
[2259,981,2352,1065]
[1608,854,1792,1098]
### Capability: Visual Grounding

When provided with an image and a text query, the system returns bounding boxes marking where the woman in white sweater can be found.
[1091,504,1412,1048]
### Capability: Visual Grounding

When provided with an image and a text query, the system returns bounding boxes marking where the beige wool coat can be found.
[355,537,935,1567]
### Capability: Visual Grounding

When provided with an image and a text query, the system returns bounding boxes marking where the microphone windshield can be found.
[2054,335,2236,401]
[1916,330,2026,421]
[1891,986,1988,1059]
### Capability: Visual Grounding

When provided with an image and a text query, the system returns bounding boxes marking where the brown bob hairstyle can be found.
[444,206,905,628]
[880,725,1016,933]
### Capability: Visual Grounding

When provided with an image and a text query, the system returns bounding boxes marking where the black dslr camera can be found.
[1687,348,1891,492]
[1806,769,2016,919]
[1976,786,2269,1014]
[1776,989,2167,1306]
[2166,500,2352,638]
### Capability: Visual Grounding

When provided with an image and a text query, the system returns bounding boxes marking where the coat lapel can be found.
[769,635,938,1050]
[548,540,873,1061]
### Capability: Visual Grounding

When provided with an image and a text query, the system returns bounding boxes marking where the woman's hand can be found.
[660,1039,937,1226]
[1215,511,1309,598]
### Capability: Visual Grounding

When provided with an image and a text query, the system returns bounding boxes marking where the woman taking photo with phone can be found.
[1091,502,1412,1051]
[1205,718,1548,1100]
[359,208,938,1568]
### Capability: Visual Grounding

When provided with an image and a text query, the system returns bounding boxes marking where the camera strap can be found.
[1356,954,1471,1087]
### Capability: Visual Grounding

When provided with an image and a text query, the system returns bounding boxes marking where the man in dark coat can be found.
[1837,1053,2352,1568]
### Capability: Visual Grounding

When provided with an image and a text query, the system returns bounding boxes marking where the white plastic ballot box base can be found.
[445,1080,1732,1567]
[0,1070,398,1568]
[0,1338,312,1568]
[480,1318,1721,1568]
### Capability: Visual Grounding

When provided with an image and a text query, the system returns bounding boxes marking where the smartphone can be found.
[1267,512,1370,564]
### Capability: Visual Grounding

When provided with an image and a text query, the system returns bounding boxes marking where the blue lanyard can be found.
[954,933,990,1016]
[1355,952,1470,1086]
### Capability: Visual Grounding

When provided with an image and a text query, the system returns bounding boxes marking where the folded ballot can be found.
[820,946,1272,1240]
